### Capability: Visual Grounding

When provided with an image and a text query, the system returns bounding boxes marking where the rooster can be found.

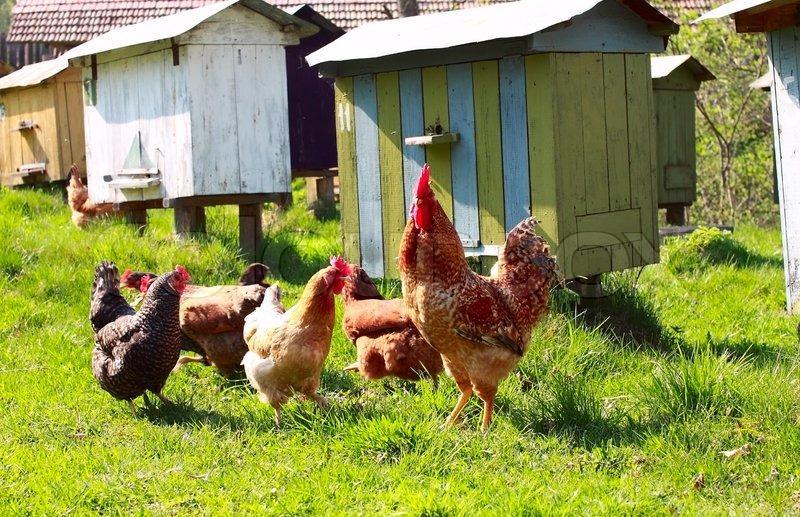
[122,263,270,377]
[241,257,351,426]
[66,164,114,228]
[341,265,442,383]
[398,164,558,432]
[92,266,190,412]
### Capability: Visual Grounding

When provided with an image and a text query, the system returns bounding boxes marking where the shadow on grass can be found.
[552,279,680,353]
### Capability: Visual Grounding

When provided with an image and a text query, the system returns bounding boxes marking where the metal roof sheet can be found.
[66,0,318,60]
[694,0,773,21]
[651,54,716,80]
[307,0,677,66]
[0,55,69,90]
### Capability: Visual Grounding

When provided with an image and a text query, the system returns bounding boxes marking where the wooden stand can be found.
[568,274,605,299]
[239,203,264,262]
[123,209,148,235]
[665,205,687,226]
[306,176,335,218]
[174,206,207,240]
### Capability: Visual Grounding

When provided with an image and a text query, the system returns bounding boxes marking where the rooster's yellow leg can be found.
[154,392,174,406]
[127,400,137,414]
[445,386,473,427]
[481,398,495,433]
[273,406,282,428]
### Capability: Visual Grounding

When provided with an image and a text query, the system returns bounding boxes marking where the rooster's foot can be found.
[154,392,174,406]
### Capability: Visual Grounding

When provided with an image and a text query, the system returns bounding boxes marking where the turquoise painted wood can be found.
[499,55,530,231]
[447,62,480,248]
[399,68,425,211]
[353,73,385,277]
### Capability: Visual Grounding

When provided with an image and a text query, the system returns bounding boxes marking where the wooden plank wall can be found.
[334,52,659,279]
[654,88,697,206]
[768,27,800,313]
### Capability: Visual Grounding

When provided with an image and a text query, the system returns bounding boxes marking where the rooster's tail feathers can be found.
[505,217,559,283]
[92,261,120,298]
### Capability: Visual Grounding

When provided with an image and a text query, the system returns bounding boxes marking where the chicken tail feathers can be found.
[92,261,120,300]
[454,327,523,356]
[503,217,560,286]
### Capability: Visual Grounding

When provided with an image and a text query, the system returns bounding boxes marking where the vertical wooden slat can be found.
[645,56,660,264]
[399,68,425,212]
[353,73,385,278]
[446,62,479,248]
[421,66,453,218]
[335,77,361,264]
[553,54,585,277]
[581,53,610,215]
[55,82,73,174]
[376,71,404,277]
[603,54,630,212]
[625,53,656,265]
[526,54,558,248]
[472,60,505,245]
[499,55,531,231]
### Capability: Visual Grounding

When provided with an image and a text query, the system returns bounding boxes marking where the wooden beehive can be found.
[308,0,678,280]
[698,0,800,313]
[651,55,715,225]
[66,0,317,208]
[0,57,85,187]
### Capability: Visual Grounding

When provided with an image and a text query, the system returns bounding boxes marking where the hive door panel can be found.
[446,63,479,249]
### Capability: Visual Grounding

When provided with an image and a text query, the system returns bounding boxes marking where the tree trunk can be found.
[398,0,419,17]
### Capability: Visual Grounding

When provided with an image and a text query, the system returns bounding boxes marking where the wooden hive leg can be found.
[307,177,335,219]
[665,205,686,226]
[239,203,263,263]
[174,206,207,240]
[124,209,148,236]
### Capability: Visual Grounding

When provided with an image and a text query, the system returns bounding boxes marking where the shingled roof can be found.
[6,0,720,44]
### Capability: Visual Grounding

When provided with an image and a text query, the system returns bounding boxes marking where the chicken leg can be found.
[445,385,473,427]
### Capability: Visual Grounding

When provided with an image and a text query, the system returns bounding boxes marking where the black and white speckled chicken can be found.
[91,266,190,412]
[90,261,136,333]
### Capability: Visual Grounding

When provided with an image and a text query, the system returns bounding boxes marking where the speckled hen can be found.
[91,266,190,412]
[398,164,559,432]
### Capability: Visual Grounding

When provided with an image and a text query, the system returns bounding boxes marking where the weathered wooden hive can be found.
[65,0,318,258]
[308,0,678,279]
[0,57,85,187]
[698,0,800,313]
[650,55,715,225]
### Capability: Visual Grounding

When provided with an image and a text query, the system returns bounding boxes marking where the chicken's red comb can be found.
[120,268,132,284]
[330,256,352,276]
[416,163,432,198]
[175,265,191,282]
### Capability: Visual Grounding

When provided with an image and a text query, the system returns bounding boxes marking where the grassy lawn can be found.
[1,183,798,514]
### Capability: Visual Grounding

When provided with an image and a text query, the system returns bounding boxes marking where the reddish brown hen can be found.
[67,165,114,228]
[122,264,270,377]
[341,266,442,383]
[399,164,558,432]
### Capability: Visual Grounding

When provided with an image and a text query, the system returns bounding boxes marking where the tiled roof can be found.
[650,0,717,18]
[7,0,714,45]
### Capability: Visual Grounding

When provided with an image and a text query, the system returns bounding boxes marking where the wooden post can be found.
[174,206,206,240]
[665,205,686,226]
[307,177,335,218]
[124,209,148,235]
[239,203,263,262]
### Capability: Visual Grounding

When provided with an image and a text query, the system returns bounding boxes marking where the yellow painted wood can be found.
[334,77,361,264]
[421,66,453,218]
[55,82,73,172]
[472,60,505,245]
[64,81,87,175]
[525,54,559,248]
[625,53,657,265]
[603,54,631,212]
[553,54,586,278]
[376,71,405,277]
[580,53,610,215]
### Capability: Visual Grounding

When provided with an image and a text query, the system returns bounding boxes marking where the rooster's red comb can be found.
[330,256,352,276]
[120,268,132,284]
[416,163,432,198]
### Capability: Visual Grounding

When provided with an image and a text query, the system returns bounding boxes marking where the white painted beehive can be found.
[67,0,317,205]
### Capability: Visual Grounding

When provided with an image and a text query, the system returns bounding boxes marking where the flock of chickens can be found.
[90,164,559,432]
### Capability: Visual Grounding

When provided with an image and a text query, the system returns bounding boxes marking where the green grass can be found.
[1,183,799,513]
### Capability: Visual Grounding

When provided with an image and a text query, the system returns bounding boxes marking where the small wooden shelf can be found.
[404,133,460,146]
[11,120,37,131]
[14,163,46,176]
[104,175,161,189]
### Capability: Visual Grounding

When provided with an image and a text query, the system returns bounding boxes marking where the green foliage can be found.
[665,226,780,273]
[651,6,777,226]
[0,186,799,512]
[641,347,747,422]
[0,0,12,34]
